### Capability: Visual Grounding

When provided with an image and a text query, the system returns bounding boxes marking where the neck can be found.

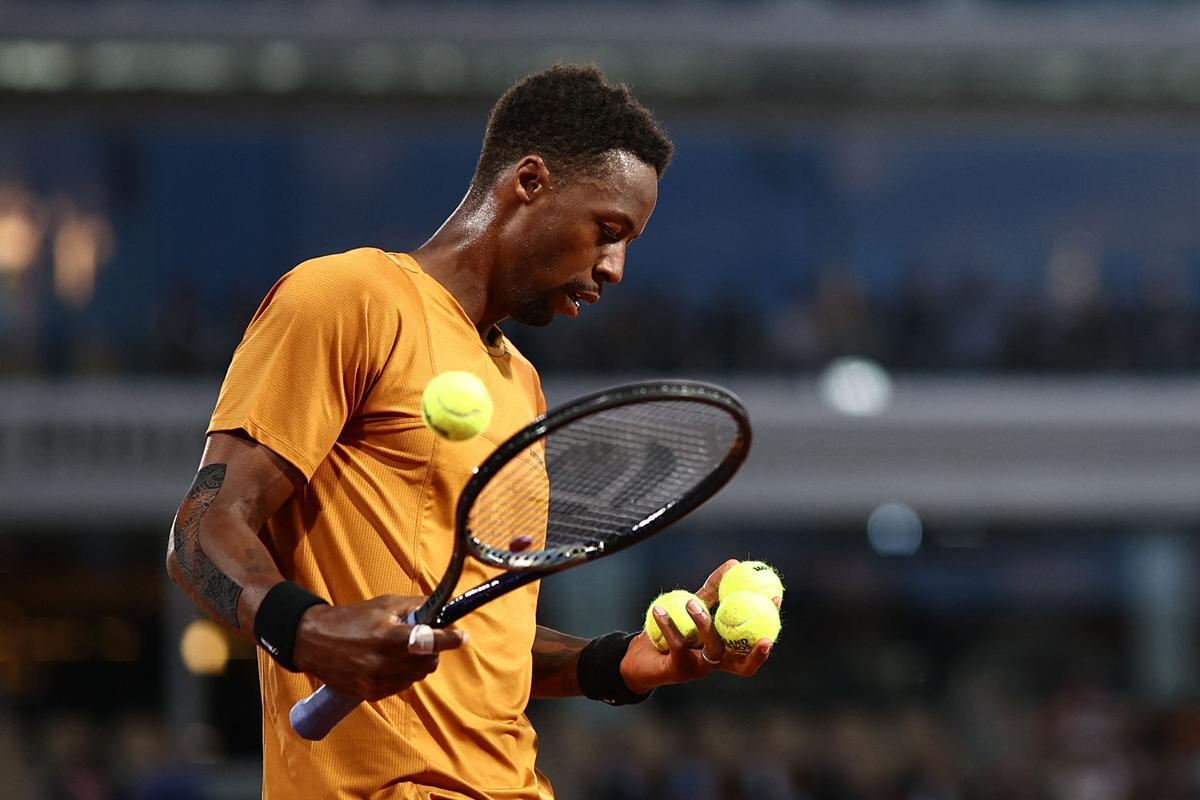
[411,192,505,338]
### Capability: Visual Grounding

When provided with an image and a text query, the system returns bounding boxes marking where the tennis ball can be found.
[644,589,703,652]
[422,371,493,441]
[719,560,784,603]
[714,591,780,655]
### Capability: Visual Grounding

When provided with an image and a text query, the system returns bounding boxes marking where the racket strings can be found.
[467,400,740,561]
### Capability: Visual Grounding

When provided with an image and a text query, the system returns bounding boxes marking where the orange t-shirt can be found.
[208,248,554,800]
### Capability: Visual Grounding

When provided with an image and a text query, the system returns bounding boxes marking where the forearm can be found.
[529,625,589,698]
[166,463,285,642]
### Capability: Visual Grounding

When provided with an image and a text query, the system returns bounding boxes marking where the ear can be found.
[513,155,552,204]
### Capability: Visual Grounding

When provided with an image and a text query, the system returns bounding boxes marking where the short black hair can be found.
[471,64,673,196]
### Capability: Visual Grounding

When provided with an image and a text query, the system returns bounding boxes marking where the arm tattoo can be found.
[531,626,589,697]
[172,464,244,628]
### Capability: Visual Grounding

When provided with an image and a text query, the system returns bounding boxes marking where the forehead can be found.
[565,150,658,224]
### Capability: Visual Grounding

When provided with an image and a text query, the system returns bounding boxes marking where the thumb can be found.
[695,559,740,607]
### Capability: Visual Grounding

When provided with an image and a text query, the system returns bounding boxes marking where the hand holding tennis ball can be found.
[422,371,493,441]
[718,560,784,606]
[620,560,776,694]
[714,590,781,655]
[644,589,704,652]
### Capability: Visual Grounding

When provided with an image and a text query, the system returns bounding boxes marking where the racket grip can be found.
[290,685,361,740]
[288,610,421,740]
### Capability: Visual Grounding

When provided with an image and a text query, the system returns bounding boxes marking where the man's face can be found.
[499,151,659,327]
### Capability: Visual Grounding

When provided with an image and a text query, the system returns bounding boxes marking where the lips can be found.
[559,291,581,317]
[560,288,600,317]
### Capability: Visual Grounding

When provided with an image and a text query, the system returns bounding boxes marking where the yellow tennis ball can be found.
[422,371,493,441]
[643,589,703,652]
[718,560,784,603]
[714,591,780,655]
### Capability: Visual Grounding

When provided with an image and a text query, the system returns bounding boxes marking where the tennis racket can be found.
[289,379,751,740]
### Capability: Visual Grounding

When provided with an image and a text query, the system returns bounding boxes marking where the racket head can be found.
[461,379,750,569]
[413,380,751,627]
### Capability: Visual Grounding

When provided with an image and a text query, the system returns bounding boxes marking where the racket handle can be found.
[290,685,360,740]
[288,609,420,740]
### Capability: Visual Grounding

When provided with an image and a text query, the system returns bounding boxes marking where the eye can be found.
[599,223,622,243]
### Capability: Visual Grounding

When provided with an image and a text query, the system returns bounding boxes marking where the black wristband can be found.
[254,581,328,672]
[577,631,653,706]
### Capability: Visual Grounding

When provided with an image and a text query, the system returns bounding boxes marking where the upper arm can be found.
[166,431,304,632]
[195,431,304,530]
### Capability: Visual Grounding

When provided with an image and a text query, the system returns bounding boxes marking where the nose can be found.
[595,247,625,286]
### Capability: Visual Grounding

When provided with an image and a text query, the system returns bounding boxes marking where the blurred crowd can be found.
[9,688,1200,800]
[2,115,1197,378]
[0,714,221,800]
[3,259,1198,378]
[534,688,1200,800]
[516,259,1200,375]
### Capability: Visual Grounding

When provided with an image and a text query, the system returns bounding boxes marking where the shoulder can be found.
[245,249,409,358]
[257,248,418,332]
[280,247,411,302]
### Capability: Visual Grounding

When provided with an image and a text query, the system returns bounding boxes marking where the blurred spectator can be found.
[113,715,204,800]
[10,250,1195,376]
[40,714,114,800]
[0,717,37,800]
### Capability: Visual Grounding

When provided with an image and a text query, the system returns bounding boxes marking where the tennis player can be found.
[167,65,774,799]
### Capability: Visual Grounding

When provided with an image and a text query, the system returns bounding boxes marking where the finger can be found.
[382,653,440,681]
[694,559,740,607]
[730,639,773,676]
[407,624,469,654]
[380,595,427,619]
[429,627,469,652]
[375,621,467,657]
[378,622,468,652]
[360,654,441,697]
[407,624,435,654]
[686,598,724,662]
[653,606,689,652]
[408,653,440,678]
[773,595,782,610]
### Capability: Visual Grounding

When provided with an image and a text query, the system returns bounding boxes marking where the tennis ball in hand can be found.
[718,560,784,603]
[422,371,493,441]
[714,590,781,655]
[644,589,704,652]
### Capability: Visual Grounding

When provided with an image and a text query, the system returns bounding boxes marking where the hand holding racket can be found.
[290,380,751,740]
[288,594,467,703]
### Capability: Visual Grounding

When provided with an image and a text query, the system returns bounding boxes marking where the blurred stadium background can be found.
[3,0,1200,798]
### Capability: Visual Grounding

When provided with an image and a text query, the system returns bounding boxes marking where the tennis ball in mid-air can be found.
[714,591,781,655]
[422,371,493,441]
[644,589,704,652]
[718,560,784,603]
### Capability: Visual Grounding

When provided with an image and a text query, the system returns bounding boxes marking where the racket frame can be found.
[414,379,751,627]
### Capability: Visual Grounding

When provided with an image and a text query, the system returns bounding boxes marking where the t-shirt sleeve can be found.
[208,257,401,480]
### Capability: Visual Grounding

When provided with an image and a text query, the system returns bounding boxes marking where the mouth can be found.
[562,289,600,317]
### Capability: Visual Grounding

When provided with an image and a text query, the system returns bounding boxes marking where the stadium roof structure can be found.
[1,1,1200,107]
